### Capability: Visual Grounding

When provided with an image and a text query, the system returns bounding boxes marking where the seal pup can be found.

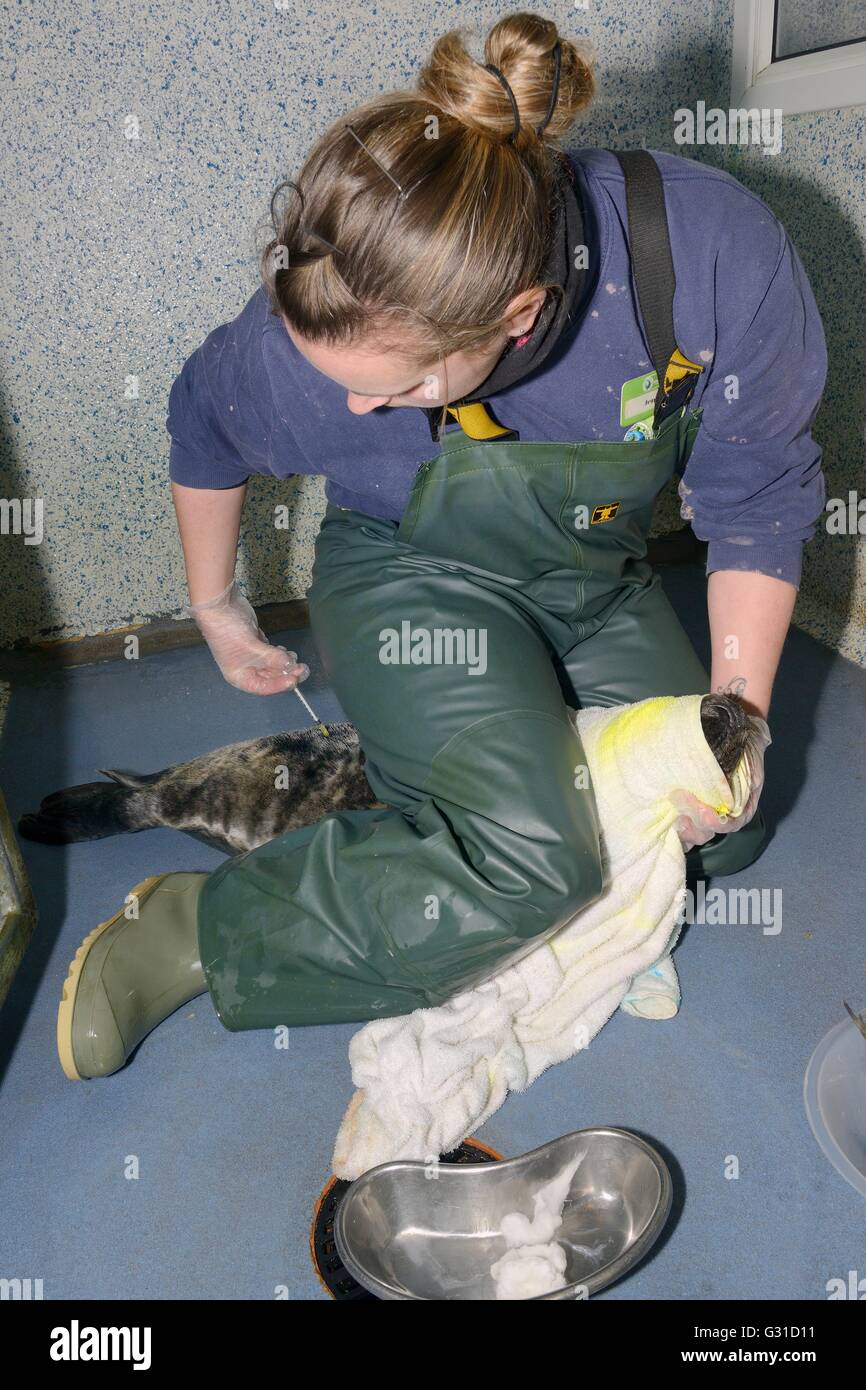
[20,722,372,855]
[19,694,750,857]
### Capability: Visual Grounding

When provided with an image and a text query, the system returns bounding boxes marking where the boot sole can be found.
[57,875,165,1080]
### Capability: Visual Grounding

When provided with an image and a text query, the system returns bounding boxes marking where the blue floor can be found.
[1,566,864,1300]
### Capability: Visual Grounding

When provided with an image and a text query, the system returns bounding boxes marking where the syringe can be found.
[293,684,329,737]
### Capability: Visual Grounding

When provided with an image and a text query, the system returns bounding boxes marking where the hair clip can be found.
[342,124,429,202]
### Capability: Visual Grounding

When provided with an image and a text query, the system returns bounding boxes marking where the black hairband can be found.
[483,40,563,144]
[281,179,342,255]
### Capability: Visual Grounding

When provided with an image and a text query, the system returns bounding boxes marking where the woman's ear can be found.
[502,288,548,339]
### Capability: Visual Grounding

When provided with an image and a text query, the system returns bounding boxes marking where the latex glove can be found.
[187,579,309,696]
[671,712,771,852]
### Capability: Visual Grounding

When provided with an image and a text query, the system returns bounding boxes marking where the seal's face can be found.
[699,693,750,778]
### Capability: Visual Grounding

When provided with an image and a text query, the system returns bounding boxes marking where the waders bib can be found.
[197,151,766,1030]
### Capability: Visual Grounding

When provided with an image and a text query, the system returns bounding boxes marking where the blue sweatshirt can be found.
[167,147,827,588]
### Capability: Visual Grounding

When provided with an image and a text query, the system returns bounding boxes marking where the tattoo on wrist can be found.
[716,676,748,701]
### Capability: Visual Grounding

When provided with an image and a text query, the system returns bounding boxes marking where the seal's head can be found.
[699,693,751,778]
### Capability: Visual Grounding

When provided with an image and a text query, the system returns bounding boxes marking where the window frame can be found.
[732,0,866,115]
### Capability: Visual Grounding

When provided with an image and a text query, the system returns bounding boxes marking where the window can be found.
[732,0,866,114]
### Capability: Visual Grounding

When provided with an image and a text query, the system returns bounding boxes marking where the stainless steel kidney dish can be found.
[334,1127,672,1300]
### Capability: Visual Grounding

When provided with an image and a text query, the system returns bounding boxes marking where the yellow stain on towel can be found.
[594,696,676,764]
[593,696,737,818]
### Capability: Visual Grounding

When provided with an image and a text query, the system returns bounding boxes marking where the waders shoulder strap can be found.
[609,149,705,425]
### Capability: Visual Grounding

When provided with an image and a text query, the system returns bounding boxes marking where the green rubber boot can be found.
[57,873,207,1080]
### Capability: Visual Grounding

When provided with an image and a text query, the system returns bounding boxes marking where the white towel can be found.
[332,694,755,1181]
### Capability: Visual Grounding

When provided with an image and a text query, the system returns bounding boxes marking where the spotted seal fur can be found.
[19,694,749,857]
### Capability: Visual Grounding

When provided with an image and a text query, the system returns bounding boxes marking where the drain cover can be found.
[310,1137,503,1300]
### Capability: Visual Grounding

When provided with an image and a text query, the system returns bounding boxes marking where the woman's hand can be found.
[189,580,309,696]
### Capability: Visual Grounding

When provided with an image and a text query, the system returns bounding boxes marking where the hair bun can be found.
[417,12,594,146]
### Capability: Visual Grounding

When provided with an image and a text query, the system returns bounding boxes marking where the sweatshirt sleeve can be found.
[166,332,253,490]
[676,192,828,589]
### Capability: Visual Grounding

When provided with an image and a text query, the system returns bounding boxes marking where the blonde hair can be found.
[260,12,594,384]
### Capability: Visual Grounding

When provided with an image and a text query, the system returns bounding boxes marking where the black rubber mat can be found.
[310,1137,503,1300]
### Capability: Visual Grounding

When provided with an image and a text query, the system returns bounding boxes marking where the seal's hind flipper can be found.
[18,780,147,844]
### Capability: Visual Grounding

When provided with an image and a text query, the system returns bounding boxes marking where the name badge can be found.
[620,370,658,428]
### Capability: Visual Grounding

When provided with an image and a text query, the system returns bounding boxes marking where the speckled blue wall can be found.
[716,2,866,664]
[1,2,863,662]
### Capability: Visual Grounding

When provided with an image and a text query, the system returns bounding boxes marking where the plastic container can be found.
[804,1017,866,1199]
